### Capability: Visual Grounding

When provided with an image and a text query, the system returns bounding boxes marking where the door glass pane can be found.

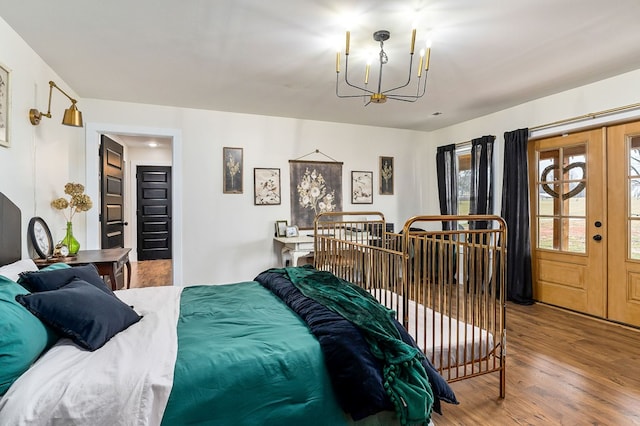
[630,137,640,177]
[631,178,640,217]
[566,186,586,217]
[536,145,587,253]
[538,217,558,250]
[566,218,586,253]
[631,220,640,260]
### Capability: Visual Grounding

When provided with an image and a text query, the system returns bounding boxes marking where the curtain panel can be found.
[501,128,533,304]
[435,144,457,231]
[469,135,495,230]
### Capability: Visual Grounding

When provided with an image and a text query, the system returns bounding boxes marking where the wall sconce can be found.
[29,81,83,127]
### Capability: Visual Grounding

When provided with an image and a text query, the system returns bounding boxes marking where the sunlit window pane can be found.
[565,218,586,253]
[630,137,640,177]
[538,217,558,250]
[630,178,640,218]
[539,151,559,182]
[538,184,558,215]
[631,220,640,260]
[566,186,586,217]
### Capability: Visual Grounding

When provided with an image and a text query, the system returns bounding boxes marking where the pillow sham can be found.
[0,259,39,282]
[15,278,142,351]
[0,276,58,395]
[19,263,114,296]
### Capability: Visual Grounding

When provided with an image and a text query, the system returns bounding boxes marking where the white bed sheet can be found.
[0,286,183,426]
[371,289,494,370]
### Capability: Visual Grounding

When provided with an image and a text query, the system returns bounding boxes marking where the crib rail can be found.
[314,212,507,398]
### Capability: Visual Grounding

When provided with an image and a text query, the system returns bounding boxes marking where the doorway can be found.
[136,165,172,260]
[529,122,640,327]
[85,124,182,286]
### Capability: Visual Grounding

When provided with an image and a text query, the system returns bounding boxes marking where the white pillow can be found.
[0,259,39,282]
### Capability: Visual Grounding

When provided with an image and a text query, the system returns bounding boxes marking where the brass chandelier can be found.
[335,29,431,105]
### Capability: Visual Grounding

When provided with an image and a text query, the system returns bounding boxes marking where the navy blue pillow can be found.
[15,278,142,351]
[19,264,114,296]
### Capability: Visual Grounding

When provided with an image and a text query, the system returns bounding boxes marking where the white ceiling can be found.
[2,0,640,132]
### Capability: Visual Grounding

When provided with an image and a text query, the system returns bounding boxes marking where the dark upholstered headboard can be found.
[0,192,22,266]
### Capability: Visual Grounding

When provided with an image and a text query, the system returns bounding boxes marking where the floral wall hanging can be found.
[289,160,342,229]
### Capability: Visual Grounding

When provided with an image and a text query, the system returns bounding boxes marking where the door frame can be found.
[85,123,183,286]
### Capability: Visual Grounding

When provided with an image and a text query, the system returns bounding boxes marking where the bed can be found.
[313,212,507,397]
[0,192,455,425]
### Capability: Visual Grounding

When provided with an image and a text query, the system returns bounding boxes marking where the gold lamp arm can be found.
[29,81,83,127]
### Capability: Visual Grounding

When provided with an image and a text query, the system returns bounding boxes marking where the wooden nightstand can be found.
[34,248,131,291]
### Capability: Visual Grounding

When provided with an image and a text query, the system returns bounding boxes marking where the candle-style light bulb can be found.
[424,40,432,70]
[336,50,341,73]
[365,57,372,84]
[345,31,351,55]
[418,49,425,77]
[410,28,417,54]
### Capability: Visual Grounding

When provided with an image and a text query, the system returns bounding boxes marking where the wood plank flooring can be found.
[437,302,640,425]
[128,259,172,288]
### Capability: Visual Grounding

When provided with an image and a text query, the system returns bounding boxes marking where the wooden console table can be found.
[34,248,131,291]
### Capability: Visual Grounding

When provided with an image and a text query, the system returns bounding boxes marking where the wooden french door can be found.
[529,129,607,317]
[607,121,640,326]
[530,122,640,327]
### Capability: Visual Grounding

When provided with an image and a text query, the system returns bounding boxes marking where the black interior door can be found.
[100,135,126,249]
[136,165,172,260]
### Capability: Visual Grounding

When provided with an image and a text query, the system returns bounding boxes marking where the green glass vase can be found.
[62,221,80,255]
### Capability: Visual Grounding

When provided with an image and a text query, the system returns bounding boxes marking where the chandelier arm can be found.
[343,54,375,94]
[380,54,415,94]
[336,67,375,99]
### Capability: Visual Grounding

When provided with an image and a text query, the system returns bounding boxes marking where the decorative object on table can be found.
[379,156,394,195]
[351,171,373,204]
[0,62,10,148]
[335,27,432,105]
[254,168,281,205]
[29,80,83,127]
[285,225,299,238]
[289,150,343,230]
[51,182,93,256]
[28,217,53,259]
[223,147,243,194]
[275,220,288,237]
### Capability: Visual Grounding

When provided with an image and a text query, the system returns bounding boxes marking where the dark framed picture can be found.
[223,147,243,194]
[254,168,281,205]
[351,170,373,204]
[275,220,288,237]
[0,62,10,148]
[289,160,343,229]
[380,156,394,195]
[28,217,53,258]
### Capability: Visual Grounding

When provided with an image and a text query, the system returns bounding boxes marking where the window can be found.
[456,146,471,228]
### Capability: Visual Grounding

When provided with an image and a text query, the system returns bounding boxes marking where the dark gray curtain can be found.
[436,144,457,230]
[501,128,533,304]
[469,135,495,230]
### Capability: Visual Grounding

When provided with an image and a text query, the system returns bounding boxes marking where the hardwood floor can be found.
[437,302,640,425]
[128,259,172,288]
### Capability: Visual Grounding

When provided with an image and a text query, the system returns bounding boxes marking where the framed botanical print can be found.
[351,170,373,204]
[223,147,243,193]
[289,160,343,229]
[254,168,281,205]
[380,156,394,195]
[0,62,10,148]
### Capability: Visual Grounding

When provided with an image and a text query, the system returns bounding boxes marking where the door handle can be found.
[593,234,602,241]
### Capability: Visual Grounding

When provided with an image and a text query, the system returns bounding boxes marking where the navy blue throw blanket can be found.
[255,269,458,420]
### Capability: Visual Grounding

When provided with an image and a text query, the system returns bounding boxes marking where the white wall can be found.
[0,16,84,256]
[80,100,426,285]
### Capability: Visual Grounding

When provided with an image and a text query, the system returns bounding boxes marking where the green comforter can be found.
[160,283,348,426]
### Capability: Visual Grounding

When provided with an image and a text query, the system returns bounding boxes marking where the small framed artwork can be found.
[351,170,373,204]
[223,147,243,194]
[275,220,288,237]
[285,225,299,238]
[0,62,10,148]
[254,168,281,205]
[380,156,394,195]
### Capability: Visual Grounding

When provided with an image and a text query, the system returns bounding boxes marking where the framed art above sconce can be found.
[0,62,10,148]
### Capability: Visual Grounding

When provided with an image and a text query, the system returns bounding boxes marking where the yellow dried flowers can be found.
[51,182,93,221]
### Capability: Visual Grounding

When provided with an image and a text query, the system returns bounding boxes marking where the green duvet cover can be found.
[160,282,348,426]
